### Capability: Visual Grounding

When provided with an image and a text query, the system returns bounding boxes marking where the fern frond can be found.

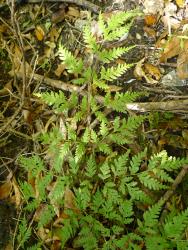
[59,141,71,160]
[59,46,83,75]
[129,149,147,174]
[17,218,31,248]
[75,142,86,163]
[145,235,169,250]
[104,92,142,112]
[143,200,163,228]
[38,205,55,229]
[19,155,45,177]
[105,10,141,34]
[119,200,134,224]
[164,207,188,239]
[138,172,167,190]
[98,142,112,155]
[83,25,99,52]
[126,180,151,202]
[19,181,35,201]
[86,155,96,178]
[35,173,52,201]
[82,127,90,143]
[99,121,108,136]
[49,177,66,203]
[98,46,134,63]
[100,63,132,82]
[111,151,130,177]
[98,162,111,180]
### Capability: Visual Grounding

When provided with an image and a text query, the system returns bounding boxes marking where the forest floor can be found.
[0,0,188,249]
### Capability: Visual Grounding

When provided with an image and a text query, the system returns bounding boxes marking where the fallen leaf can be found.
[66,7,80,18]
[54,64,65,77]
[144,63,161,80]
[64,187,76,210]
[144,14,157,26]
[35,25,45,41]
[134,58,158,84]
[0,180,12,199]
[160,36,181,62]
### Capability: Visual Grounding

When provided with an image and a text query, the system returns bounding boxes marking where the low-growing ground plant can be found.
[16,10,188,250]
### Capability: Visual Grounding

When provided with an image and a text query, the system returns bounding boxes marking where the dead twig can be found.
[126,99,188,113]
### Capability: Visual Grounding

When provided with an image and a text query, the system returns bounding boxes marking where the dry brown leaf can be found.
[0,180,12,200]
[160,36,181,62]
[134,58,157,84]
[35,25,45,41]
[64,187,76,210]
[144,14,157,26]
[144,63,161,80]
[66,7,80,18]
[134,58,146,80]
[54,64,65,77]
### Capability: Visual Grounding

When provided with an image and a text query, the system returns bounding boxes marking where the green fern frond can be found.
[86,155,96,178]
[35,173,52,201]
[82,127,90,143]
[115,233,143,249]
[111,151,130,177]
[98,46,134,63]
[27,243,42,250]
[59,141,71,160]
[99,121,108,136]
[93,79,109,89]
[143,200,163,228]
[164,207,188,239]
[17,218,31,248]
[98,162,111,180]
[100,63,132,82]
[38,204,55,229]
[94,111,108,123]
[19,155,45,177]
[138,172,167,190]
[145,235,169,250]
[126,180,151,202]
[90,129,98,143]
[119,200,134,224]
[59,46,83,75]
[75,142,86,163]
[98,142,112,155]
[83,25,99,52]
[152,168,173,183]
[105,10,141,34]
[104,92,142,112]
[19,181,35,201]
[49,177,65,203]
[129,149,147,174]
